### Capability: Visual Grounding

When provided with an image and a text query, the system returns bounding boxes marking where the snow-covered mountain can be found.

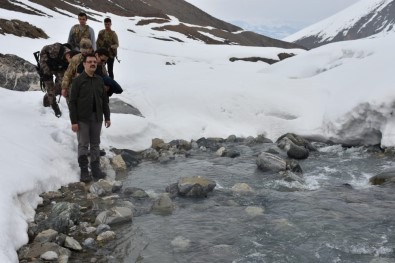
[0,0,302,49]
[284,0,395,49]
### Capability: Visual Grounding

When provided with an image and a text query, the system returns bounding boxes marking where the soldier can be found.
[96,17,119,79]
[67,12,96,51]
[61,38,93,102]
[69,53,111,182]
[39,42,78,117]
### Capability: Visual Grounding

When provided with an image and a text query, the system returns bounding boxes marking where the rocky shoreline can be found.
[17,133,395,263]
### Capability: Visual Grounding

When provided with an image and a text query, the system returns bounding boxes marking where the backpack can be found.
[45,44,69,71]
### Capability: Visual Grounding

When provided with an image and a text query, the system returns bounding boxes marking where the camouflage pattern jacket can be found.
[39,42,69,79]
[61,53,84,91]
[67,24,96,51]
[96,29,119,58]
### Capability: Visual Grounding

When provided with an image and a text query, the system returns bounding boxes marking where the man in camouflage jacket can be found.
[39,42,77,117]
[96,17,119,79]
[61,38,93,103]
[67,12,96,51]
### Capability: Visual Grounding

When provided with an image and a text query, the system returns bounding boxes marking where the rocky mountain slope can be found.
[285,0,395,49]
[0,0,303,49]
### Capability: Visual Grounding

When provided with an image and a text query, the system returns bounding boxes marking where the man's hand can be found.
[61,88,68,98]
[105,120,111,128]
[72,124,79,132]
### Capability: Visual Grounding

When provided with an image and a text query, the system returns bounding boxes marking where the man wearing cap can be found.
[61,38,94,102]
[39,42,79,117]
[67,12,96,51]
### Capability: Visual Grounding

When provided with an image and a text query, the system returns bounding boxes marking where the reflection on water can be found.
[108,143,395,263]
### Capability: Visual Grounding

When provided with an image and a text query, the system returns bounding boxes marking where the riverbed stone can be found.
[47,202,81,233]
[256,152,287,172]
[34,229,58,243]
[152,193,174,214]
[177,176,216,197]
[277,136,309,160]
[95,207,133,226]
[111,154,127,171]
[96,231,116,243]
[369,168,395,185]
[64,236,82,251]
[40,250,58,261]
[276,133,317,151]
[231,183,253,193]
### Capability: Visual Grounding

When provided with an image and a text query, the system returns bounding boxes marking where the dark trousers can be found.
[107,57,115,79]
[77,113,102,163]
[103,76,123,96]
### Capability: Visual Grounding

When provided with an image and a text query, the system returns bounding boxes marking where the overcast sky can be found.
[185,0,360,37]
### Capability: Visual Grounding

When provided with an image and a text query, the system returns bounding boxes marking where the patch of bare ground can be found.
[136,18,170,26]
[0,19,48,39]
[153,24,224,44]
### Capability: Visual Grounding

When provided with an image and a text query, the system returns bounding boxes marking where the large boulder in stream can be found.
[166,176,216,198]
[256,152,303,174]
[369,168,395,185]
[276,133,316,160]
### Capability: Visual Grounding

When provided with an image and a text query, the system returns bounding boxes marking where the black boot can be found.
[78,155,91,182]
[43,94,50,107]
[51,102,62,118]
[91,161,106,179]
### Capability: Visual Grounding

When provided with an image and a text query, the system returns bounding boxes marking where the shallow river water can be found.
[105,142,395,263]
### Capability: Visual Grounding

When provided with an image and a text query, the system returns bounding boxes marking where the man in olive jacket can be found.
[69,53,111,182]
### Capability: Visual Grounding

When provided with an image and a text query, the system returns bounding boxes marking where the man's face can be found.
[78,16,87,26]
[83,56,97,74]
[96,54,108,65]
[104,22,111,30]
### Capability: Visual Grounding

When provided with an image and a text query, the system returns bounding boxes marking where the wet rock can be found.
[278,137,309,160]
[95,207,133,226]
[196,137,222,151]
[231,183,253,193]
[34,229,58,243]
[152,193,174,214]
[96,231,116,243]
[177,176,216,197]
[369,168,395,185]
[256,152,287,172]
[276,133,317,151]
[46,202,81,233]
[165,183,180,198]
[40,250,58,261]
[89,180,113,197]
[245,206,264,216]
[64,236,82,251]
[111,154,127,171]
[171,236,191,249]
[123,187,149,199]
[19,242,71,262]
[141,148,159,160]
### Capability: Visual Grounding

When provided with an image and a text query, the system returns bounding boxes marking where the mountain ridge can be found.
[0,0,304,49]
[285,0,395,49]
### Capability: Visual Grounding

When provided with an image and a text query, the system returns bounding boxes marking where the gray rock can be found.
[47,202,81,233]
[34,229,58,243]
[109,98,144,117]
[369,168,395,185]
[256,152,287,172]
[0,53,40,91]
[177,176,216,197]
[95,207,133,226]
[64,236,82,251]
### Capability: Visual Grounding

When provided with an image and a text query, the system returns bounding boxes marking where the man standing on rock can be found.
[69,53,111,182]
[67,12,96,51]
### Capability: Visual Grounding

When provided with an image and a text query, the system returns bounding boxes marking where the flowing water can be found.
[105,142,395,263]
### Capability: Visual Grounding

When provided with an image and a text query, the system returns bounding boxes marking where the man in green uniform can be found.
[96,17,119,79]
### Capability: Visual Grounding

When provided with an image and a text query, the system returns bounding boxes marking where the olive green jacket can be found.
[69,71,110,124]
